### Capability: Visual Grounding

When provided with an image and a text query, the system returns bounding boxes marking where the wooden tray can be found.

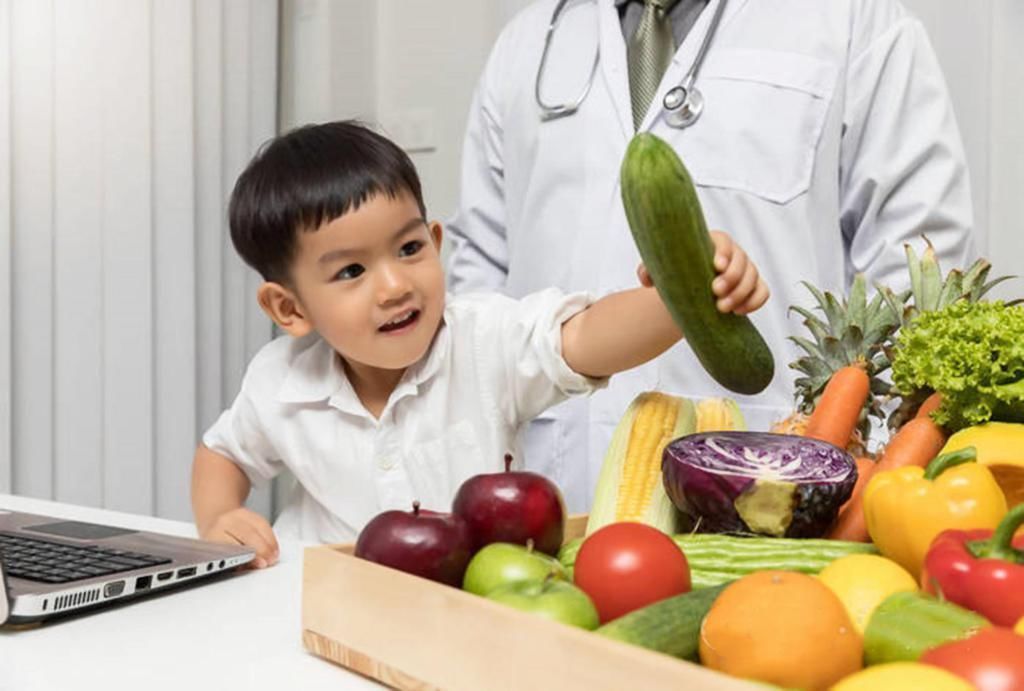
[301,515,757,690]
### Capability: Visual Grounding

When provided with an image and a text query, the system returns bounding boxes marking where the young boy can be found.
[192,121,768,567]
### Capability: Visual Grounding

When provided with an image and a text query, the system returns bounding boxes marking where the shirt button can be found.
[377,457,396,470]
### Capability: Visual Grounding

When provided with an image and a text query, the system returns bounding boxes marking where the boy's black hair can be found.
[228,120,426,283]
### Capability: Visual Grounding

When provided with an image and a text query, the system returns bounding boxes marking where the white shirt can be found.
[447,0,975,511]
[202,289,605,544]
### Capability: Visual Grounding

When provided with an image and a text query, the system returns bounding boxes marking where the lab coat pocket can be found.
[405,420,483,508]
[680,49,837,204]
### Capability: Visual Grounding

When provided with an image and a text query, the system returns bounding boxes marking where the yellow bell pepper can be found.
[941,422,1024,505]
[864,447,1007,577]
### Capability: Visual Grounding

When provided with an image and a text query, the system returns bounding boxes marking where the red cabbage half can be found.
[662,431,857,538]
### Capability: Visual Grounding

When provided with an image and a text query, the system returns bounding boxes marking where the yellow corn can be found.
[615,393,682,521]
[586,392,695,536]
[695,397,746,433]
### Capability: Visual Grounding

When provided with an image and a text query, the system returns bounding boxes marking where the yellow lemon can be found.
[830,662,972,691]
[817,554,917,635]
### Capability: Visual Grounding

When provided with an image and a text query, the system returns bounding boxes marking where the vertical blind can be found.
[0,0,278,521]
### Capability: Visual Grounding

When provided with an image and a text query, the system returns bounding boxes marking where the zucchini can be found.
[559,533,877,588]
[595,584,728,660]
[863,591,990,665]
[620,133,774,395]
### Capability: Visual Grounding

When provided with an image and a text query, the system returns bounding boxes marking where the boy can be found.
[192,121,768,567]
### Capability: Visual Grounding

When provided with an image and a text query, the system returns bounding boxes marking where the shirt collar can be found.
[275,304,452,408]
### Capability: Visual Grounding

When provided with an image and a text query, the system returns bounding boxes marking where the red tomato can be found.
[920,627,1024,691]
[573,522,690,623]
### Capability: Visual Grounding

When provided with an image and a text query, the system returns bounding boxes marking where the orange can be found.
[698,570,862,690]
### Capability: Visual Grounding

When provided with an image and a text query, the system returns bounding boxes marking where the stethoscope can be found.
[535,0,728,128]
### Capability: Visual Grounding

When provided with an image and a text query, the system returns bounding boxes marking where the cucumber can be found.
[863,591,990,665]
[620,133,774,394]
[559,533,877,588]
[595,584,728,660]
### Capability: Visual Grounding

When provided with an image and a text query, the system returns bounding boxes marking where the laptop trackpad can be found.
[22,521,138,540]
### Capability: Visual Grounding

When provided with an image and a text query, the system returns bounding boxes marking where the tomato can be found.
[572,522,690,623]
[920,627,1024,691]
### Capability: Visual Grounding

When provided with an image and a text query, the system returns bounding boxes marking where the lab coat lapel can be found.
[638,0,750,132]
[596,0,634,141]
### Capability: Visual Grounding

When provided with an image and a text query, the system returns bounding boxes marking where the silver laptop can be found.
[0,509,254,625]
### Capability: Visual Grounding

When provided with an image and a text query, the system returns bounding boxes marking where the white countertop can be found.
[0,494,382,691]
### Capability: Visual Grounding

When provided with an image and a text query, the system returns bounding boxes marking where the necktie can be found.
[627,0,677,130]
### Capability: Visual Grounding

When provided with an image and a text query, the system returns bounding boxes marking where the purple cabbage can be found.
[662,431,857,538]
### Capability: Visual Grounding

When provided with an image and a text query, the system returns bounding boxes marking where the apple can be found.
[462,541,566,596]
[354,501,473,587]
[452,453,566,555]
[485,577,600,630]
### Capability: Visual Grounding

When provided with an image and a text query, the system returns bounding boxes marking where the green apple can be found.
[462,542,566,596]
[485,578,600,630]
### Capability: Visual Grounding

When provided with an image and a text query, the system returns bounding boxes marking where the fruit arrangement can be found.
[348,134,1024,689]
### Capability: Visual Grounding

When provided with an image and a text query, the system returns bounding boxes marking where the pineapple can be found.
[772,273,899,451]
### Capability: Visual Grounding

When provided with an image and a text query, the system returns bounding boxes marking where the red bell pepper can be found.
[923,503,1024,627]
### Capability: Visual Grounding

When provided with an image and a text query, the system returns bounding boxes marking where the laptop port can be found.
[135,575,152,591]
[103,580,126,598]
[176,566,197,578]
[156,571,173,582]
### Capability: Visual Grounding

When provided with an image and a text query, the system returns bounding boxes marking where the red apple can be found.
[452,454,566,555]
[354,501,473,587]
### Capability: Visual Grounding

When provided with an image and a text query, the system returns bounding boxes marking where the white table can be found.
[0,494,382,691]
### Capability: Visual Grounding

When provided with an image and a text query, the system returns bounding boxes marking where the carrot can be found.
[828,456,876,542]
[804,365,871,449]
[872,416,947,476]
[914,392,943,420]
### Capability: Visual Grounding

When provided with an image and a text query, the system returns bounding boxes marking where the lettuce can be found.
[892,300,1024,431]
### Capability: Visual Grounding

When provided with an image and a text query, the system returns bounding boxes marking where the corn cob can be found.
[695,397,746,433]
[586,392,695,536]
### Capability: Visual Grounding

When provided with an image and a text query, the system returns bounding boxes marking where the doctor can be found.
[447,0,975,512]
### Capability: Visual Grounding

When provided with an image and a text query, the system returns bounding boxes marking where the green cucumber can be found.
[620,133,774,394]
[595,584,728,660]
[559,533,877,588]
[863,591,990,665]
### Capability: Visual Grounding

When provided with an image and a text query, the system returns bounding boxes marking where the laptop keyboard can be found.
[0,531,172,584]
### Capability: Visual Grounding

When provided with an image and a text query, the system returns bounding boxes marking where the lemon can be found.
[831,662,972,691]
[817,554,917,635]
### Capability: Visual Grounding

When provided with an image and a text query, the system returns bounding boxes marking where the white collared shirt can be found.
[202,288,606,544]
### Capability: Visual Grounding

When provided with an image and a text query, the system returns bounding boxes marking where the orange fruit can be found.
[699,570,862,690]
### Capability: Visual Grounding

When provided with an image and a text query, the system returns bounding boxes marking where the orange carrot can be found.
[828,456,876,542]
[915,392,943,420]
[872,416,947,476]
[804,365,871,449]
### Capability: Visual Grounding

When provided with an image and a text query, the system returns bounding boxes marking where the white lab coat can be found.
[446,0,975,512]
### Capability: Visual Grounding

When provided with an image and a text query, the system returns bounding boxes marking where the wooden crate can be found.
[301,515,757,691]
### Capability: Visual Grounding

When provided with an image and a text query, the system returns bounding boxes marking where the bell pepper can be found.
[864,447,1007,577]
[831,662,973,691]
[922,502,1024,627]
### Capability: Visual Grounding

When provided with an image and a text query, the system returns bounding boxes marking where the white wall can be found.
[280,0,526,223]
[0,0,279,521]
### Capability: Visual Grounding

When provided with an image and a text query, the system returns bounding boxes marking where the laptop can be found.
[0,509,255,625]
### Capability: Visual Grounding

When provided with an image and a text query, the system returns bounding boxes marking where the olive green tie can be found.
[627,0,678,130]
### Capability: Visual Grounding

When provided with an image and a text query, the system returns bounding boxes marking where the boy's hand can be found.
[635,231,769,315]
[200,507,280,569]
[709,230,769,315]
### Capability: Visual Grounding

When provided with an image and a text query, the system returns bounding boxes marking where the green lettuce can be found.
[892,300,1024,431]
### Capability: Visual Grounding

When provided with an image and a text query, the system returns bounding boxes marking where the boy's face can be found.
[265,190,446,375]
